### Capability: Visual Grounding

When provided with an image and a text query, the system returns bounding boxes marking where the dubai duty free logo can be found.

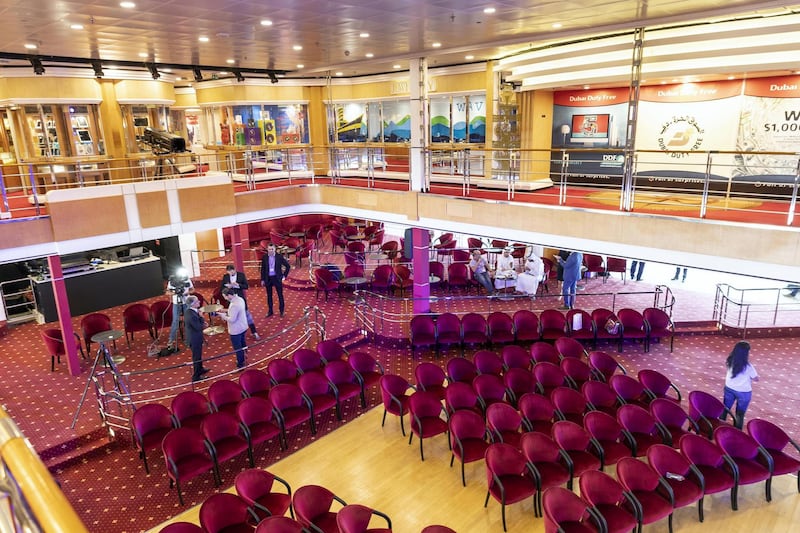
[657,115,705,158]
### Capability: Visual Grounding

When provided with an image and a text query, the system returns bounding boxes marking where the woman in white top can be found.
[722,340,759,429]
[516,255,543,296]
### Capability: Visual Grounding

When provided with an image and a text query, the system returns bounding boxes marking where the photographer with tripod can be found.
[166,268,193,350]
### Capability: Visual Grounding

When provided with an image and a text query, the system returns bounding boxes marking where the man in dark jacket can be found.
[184,295,210,381]
[260,244,291,317]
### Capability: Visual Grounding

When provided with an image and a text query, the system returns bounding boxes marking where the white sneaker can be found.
[253,333,261,340]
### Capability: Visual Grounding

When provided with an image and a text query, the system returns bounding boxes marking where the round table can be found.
[346,233,366,241]
[201,303,223,325]
[342,276,368,303]
[91,329,125,364]
[368,252,389,264]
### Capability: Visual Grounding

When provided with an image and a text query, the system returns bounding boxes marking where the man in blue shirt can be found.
[260,244,291,316]
[557,251,583,309]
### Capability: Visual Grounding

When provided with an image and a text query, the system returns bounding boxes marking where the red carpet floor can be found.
[1,236,799,532]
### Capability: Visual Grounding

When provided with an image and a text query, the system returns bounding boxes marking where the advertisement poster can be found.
[634,81,742,192]
[735,76,800,194]
[550,88,629,186]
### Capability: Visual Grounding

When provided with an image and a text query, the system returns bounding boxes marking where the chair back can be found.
[317,340,347,363]
[473,350,504,376]
[200,493,255,533]
[41,328,65,356]
[446,357,477,384]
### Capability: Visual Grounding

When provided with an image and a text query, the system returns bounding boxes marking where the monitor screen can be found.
[134,117,149,127]
[570,114,610,143]
[77,130,92,143]
[129,246,145,257]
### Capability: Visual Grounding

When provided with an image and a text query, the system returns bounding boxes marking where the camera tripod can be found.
[71,332,130,430]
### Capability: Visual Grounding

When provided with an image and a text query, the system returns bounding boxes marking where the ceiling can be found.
[0,0,798,82]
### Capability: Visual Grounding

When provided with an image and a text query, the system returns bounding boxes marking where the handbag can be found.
[605,317,620,335]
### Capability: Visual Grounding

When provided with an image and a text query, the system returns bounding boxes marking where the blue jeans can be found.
[722,386,752,429]
[562,277,578,308]
[168,302,187,344]
[474,271,494,295]
[230,332,247,368]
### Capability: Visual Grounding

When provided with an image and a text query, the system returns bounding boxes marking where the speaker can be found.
[261,120,277,145]
[403,228,414,260]
[281,133,301,144]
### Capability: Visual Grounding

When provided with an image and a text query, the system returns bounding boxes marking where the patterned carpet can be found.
[2,236,799,532]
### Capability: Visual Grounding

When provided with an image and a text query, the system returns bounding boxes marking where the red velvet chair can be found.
[435,313,463,356]
[380,374,414,436]
[604,257,628,284]
[473,350,504,377]
[617,308,648,352]
[512,309,539,343]
[131,403,175,473]
[461,313,488,351]
[410,315,437,356]
[583,410,634,470]
[578,470,639,533]
[566,309,594,343]
[591,308,622,351]
[170,391,211,430]
[539,309,567,341]
[519,432,572,517]
[41,328,85,371]
[370,264,394,293]
[325,360,365,408]
[649,398,697,447]
[314,268,340,301]
[414,362,447,401]
[81,312,114,354]
[236,397,283,451]
[486,402,524,448]
[647,444,705,523]
[542,486,606,533]
[446,357,477,385]
[518,392,556,435]
[199,493,259,533]
[448,409,490,486]
[643,307,675,352]
[122,303,154,347]
[408,390,449,460]
[484,442,538,531]
[201,411,254,469]
[235,468,293,521]
[638,368,682,403]
[162,427,219,505]
[714,425,775,506]
[616,457,675,533]
[747,418,800,495]
[679,434,737,510]
[446,262,471,293]
[487,312,515,346]
[293,485,347,533]
[150,300,173,336]
[208,379,245,415]
[336,504,392,533]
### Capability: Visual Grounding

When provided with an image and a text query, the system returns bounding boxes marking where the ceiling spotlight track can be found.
[0,52,287,81]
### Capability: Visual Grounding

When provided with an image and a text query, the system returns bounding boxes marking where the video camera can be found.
[141,127,187,154]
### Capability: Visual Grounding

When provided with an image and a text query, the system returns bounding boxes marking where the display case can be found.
[14,104,105,160]
[121,104,171,153]
[202,103,309,147]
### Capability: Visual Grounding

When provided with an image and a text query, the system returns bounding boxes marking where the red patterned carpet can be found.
[2,241,799,532]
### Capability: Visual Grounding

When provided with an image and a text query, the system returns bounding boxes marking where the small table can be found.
[289,231,306,241]
[341,276,368,303]
[91,329,125,365]
[203,325,226,336]
[494,274,517,300]
[201,303,223,325]
[429,275,441,285]
[368,252,389,264]
[346,233,366,241]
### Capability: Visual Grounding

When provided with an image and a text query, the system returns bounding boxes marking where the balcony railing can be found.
[1,145,798,229]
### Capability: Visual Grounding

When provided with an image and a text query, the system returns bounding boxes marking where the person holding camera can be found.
[183,295,210,382]
[217,288,249,369]
[260,244,291,317]
[166,273,193,349]
[221,264,260,340]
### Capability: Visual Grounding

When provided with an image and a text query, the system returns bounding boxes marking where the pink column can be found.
[47,255,81,376]
[231,224,246,272]
[411,227,431,314]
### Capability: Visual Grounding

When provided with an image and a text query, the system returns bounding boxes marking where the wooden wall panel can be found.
[48,196,128,241]
[177,183,236,221]
[0,218,54,248]
[136,191,171,228]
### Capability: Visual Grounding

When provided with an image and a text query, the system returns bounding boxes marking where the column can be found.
[409,58,429,192]
[46,255,81,376]
[230,224,247,272]
[411,228,431,314]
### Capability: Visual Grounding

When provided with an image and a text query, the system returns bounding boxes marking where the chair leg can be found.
[381,409,387,427]
[142,451,150,474]
[501,502,507,532]
[175,480,184,506]
[698,496,704,522]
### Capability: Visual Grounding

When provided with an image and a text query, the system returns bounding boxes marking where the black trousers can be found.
[265,276,285,313]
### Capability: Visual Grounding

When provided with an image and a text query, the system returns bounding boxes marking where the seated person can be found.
[494,246,517,290]
[516,255,543,296]
[469,249,495,296]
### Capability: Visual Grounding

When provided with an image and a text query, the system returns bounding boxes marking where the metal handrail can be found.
[713,283,800,337]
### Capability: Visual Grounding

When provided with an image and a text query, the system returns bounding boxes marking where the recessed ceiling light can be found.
[198,36,209,43]
[483,7,496,14]
[392,64,401,69]
[661,81,668,84]
[120,1,135,8]
[70,24,84,30]
[292,45,302,51]
[359,32,370,38]
[432,42,442,48]
[24,43,37,50]
[583,85,590,89]
[162,68,172,73]
[175,76,182,81]
[138,52,148,58]
[335,71,343,76]
[219,71,229,75]
[465,55,474,60]
[226,59,235,64]
[365,53,374,58]
[552,23,563,29]
[296,64,304,69]
[260,19,272,26]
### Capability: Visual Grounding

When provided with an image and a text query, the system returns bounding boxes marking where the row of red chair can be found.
[409,307,675,357]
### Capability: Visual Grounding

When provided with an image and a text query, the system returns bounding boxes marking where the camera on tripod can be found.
[169,267,191,300]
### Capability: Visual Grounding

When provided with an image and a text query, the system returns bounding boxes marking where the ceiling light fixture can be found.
[138,52,148,58]
[70,24,84,30]
[365,53,374,58]
[465,55,474,60]
[29,57,45,75]
[432,42,442,48]
[296,64,304,69]
[193,67,203,82]
[392,64,401,69]
[120,1,135,8]
[91,60,104,78]
[226,59,235,64]
[146,63,160,79]
[260,19,272,26]
[359,32,370,38]
[483,7,496,14]
[335,71,343,76]
[292,45,302,51]
[198,36,209,43]
[552,23,563,28]
[24,43,37,50]
[268,71,279,84]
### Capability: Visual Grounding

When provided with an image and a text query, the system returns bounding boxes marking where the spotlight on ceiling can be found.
[91,60,104,78]
[233,68,245,82]
[29,57,45,75]
[146,63,160,80]
[193,67,203,82]
[268,71,279,84]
